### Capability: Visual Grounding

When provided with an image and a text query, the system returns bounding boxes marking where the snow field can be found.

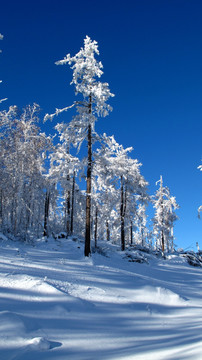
[0,237,202,359]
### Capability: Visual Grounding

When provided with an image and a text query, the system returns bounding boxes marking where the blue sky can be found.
[1,0,202,250]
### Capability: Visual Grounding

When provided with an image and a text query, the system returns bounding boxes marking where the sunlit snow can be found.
[0,236,202,359]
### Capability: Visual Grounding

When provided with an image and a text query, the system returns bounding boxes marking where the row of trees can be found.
[0,36,179,254]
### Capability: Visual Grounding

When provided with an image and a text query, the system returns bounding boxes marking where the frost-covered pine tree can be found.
[0,104,51,239]
[94,133,148,250]
[152,176,179,252]
[48,122,81,237]
[135,203,148,247]
[92,138,118,245]
[47,36,114,256]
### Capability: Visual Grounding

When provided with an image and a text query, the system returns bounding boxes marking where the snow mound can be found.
[66,282,185,307]
[28,337,51,350]
[68,284,106,302]
[0,274,68,304]
[0,274,62,294]
[134,286,186,306]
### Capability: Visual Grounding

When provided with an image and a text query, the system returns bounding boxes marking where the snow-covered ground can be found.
[0,236,202,360]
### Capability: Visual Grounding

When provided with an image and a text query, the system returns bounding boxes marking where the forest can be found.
[0,35,179,256]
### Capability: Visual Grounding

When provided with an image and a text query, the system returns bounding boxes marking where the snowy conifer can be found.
[152,176,179,252]
[47,36,114,256]
[49,122,81,236]
[0,104,52,239]
[94,133,148,250]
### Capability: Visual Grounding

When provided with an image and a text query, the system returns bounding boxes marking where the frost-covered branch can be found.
[44,103,76,122]
[0,33,3,53]
[198,206,202,219]
[0,98,7,103]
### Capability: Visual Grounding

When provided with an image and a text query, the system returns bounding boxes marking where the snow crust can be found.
[0,235,202,359]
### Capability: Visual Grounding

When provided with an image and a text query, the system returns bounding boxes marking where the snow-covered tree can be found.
[92,144,118,246]
[94,133,148,250]
[133,203,148,246]
[48,122,81,237]
[46,36,114,256]
[0,104,52,239]
[152,176,179,252]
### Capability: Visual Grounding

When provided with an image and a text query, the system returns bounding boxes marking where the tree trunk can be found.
[130,221,133,245]
[106,220,110,241]
[120,176,125,251]
[66,189,71,237]
[161,230,165,252]
[85,95,92,257]
[43,191,50,237]
[94,206,98,248]
[66,146,71,237]
[141,228,144,247]
[170,227,174,252]
[70,171,75,235]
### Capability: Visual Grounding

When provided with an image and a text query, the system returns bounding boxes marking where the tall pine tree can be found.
[48,36,114,256]
[152,176,179,252]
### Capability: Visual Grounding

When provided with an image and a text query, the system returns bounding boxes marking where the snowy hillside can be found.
[0,236,202,360]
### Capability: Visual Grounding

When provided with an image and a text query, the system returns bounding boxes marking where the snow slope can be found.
[0,236,202,360]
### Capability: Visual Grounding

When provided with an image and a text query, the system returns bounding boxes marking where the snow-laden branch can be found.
[0,33,3,53]
[44,102,76,122]
[0,98,7,103]
[198,205,202,219]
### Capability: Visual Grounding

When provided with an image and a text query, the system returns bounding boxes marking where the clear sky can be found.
[1,0,202,250]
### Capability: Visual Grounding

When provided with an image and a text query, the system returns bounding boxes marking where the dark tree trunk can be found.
[161,230,165,252]
[106,220,110,241]
[120,176,125,251]
[141,228,144,247]
[94,206,98,248]
[120,176,127,251]
[130,221,133,245]
[85,95,92,257]
[43,191,50,237]
[70,171,75,235]
[66,189,71,237]
[160,197,165,252]
[66,146,71,238]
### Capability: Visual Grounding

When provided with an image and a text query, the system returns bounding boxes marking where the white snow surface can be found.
[0,236,202,360]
